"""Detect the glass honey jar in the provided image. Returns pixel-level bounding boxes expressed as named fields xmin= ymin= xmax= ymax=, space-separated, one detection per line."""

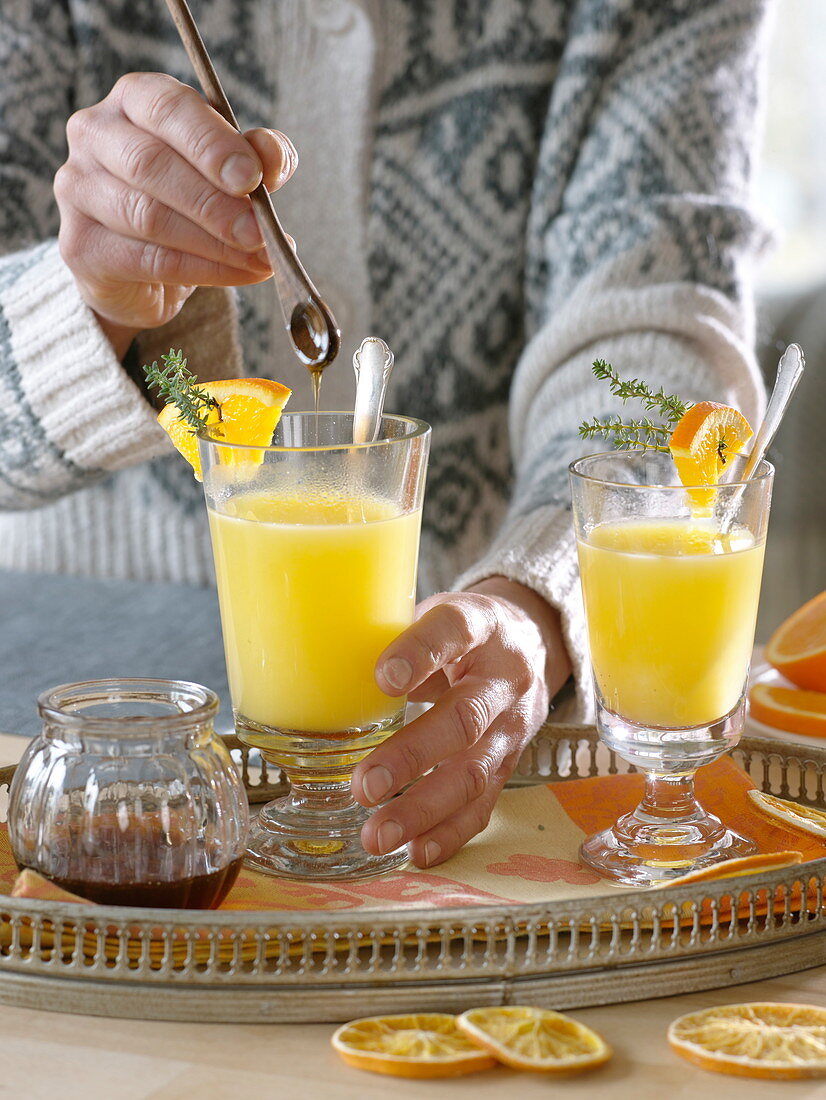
xmin=8 ymin=679 xmax=249 ymax=908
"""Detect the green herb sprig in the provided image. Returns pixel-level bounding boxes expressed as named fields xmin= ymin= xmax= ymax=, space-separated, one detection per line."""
xmin=578 ymin=359 xmax=692 ymax=453
xmin=578 ymin=414 xmax=673 ymax=453
xmin=142 ymin=348 xmax=219 ymax=430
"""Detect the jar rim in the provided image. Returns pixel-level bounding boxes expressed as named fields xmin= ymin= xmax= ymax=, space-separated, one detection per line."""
xmin=37 ymin=678 xmax=219 ymax=735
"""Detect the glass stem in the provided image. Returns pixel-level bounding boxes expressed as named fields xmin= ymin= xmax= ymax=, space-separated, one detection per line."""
xmin=284 ymin=778 xmax=355 ymax=815
xmin=257 ymin=776 xmax=367 ymax=850
xmin=638 ymin=772 xmax=703 ymax=823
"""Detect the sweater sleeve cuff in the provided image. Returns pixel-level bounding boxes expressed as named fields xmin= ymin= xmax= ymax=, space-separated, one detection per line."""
xmin=453 ymin=505 xmax=594 ymax=722
xmin=1 ymin=241 xmax=169 ymax=474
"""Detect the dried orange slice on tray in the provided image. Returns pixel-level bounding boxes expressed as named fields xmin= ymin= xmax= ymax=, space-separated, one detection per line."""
xmin=668 ymin=1002 xmax=826 ymax=1079
xmin=331 ymin=1013 xmax=497 ymax=1078
xmin=158 ymin=377 xmax=291 ymax=481
xmin=748 ymin=790 xmax=826 ymax=839
xmin=656 ymin=851 xmax=804 ymax=888
xmin=668 ymin=400 xmax=753 ymax=488
xmin=765 ymin=590 xmax=826 ymax=692
xmin=456 ymin=1006 xmax=611 ymax=1074
xmin=749 ymin=683 xmax=826 ymax=739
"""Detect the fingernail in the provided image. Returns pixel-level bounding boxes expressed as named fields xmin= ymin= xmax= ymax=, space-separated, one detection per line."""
xmin=423 ymin=840 xmax=441 ymax=866
xmin=231 ymin=209 xmax=263 ymax=250
xmin=376 ymin=820 xmax=404 ymax=855
xmin=382 ymin=656 xmax=412 ymax=692
xmin=271 ymin=130 xmax=298 ymax=181
xmin=362 ymin=764 xmax=393 ymax=805
xmin=220 ymin=153 xmax=262 ymax=194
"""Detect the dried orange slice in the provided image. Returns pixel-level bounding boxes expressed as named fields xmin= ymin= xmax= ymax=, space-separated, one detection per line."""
xmin=765 ymin=591 xmax=826 ymax=692
xmin=749 ymin=683 xmax=826 ymax=739
xmin=668 ymin=1002 xmax=826 ymax=1078
xmin=11 ymin=869 xmax=87 ymax=903
xmin=748 ymin=790 xmax=826 ymax=840
xmin=157 ymin=377 xmax=291 ymax=481
xmin=669 ymin=400 xmax=753 ymax=489
xmin=330 ymin=1013 xmax=497 ymax=1078
xmin=456 ymin=1006 xmax=611 ymax=1074
xmin=656 ymin=851 xmax=804 ymax=887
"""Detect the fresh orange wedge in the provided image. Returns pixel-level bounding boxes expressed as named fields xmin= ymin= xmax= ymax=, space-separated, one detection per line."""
xmin=749 ymin=683 xmax=826 ymax=739
xmin=157 ymin=377 xmax=291 ymax=481
xmin=456 ymin=1006 xmax=611 ymax=1074
xmin=655 ymin=851 xmax=803 ymax=888
xmin=668 ymin=1002 xmax=826 ymax=1079
xmin=330 ymin=1014 xmax=497 ymax=1078
xmin=668 ymin=400 xmax=753 ymax=489
xmin=765 ymin=591 xmax=826 ymax=692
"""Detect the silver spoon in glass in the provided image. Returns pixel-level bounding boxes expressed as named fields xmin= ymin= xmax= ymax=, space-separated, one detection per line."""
xmin=738 ymin=342 xmax=805 ymax=483
xmin=718 ymin=342 xmax=805 ymax=534
xmin=352 ymin=337 xmax=395 ymax=444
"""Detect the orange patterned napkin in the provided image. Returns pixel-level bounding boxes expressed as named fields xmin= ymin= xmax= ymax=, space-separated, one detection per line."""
xmin=3 ymin=755 xmax=824 ymax=913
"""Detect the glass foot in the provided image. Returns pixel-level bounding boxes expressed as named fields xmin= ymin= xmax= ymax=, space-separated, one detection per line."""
xmin=236 ymin=709 xmax=408 ymax=880
xmin=244 ymin=793 xmax=408 ymax=881
xmin=580 ymin=807 xmax=755 ymax=888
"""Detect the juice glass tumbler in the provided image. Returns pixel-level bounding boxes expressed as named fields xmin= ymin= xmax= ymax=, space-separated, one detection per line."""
xmin=570 ymin=451 xmax=773 ymax=886
xmin=200 ymin=412 xmax=430 ymax=879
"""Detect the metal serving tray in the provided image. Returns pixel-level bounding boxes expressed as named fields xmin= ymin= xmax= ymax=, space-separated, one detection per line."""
xmin=0 ymin=726 xmax=823 ymax=1023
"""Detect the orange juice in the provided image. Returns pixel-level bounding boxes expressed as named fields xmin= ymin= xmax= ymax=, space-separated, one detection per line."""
xmin=577 ymin=519 xmax=765 ymax=728
xmin=209 ymin=492 xmax=421 ymax=732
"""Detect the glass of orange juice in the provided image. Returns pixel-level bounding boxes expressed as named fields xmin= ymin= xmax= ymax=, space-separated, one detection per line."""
xmin=570 ymin=451 xmax=773 ymax=886
xmin=200 ymin=412 xmax=430 ymax=879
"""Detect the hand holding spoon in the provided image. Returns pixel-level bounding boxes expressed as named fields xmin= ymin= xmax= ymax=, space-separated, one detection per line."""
xmin=163 ymin=0 xmax=341 ymax=375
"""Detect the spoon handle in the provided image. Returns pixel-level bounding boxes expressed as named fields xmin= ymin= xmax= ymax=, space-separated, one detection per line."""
xmin=353 ymin=338 xmax=394 ymax=444
xmin=740 ymin=343 xmax=805 ymax=482
xmin=163 ymin=0 xmax=340 ymax=367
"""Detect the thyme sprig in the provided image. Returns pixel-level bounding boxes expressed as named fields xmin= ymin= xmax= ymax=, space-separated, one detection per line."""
xmin=578 ymin=415 xmax=672 ymax=453
xmin=142 ymin=348 xmax=219 ymax=431
xmin=578 ymin=359 xmax=692 ymax=452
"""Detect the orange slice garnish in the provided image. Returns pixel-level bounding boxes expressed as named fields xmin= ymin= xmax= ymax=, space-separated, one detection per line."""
xmin=655 ymin=850 xmax=804 ymax=888
xmin=749 ymin=682 xmax=826 ymax=739
xmin=157 ymin=377 xmax=291 ymax=481
xmin=330 ymin=1014 xmax=497 ymax=1078
xmin=669 ymin=400 xmax=753 ymax=489
xmin=765 ymin=591 xmax=826 ymax=692
xmin=668 ymin=1002 xmax=826 ymax=1079
xmin=456 ymin=1006 xmax=611 ymax=1074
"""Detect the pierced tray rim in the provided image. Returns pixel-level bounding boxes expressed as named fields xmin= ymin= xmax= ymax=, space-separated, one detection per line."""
xmin=1 ymin=727 xmax=825 ymax=1022
xmin=1 ymin=727 xmax=824 ymax=929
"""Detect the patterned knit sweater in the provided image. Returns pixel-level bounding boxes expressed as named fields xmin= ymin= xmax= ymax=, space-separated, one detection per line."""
xmin=0 ymin=0 xmax=769 ymax=713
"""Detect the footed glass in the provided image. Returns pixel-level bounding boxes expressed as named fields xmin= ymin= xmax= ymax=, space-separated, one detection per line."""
xmin=569 ymin=452 xmax=773 ymax=887
xmin=201 ymin=412 xmax=430 ymax=880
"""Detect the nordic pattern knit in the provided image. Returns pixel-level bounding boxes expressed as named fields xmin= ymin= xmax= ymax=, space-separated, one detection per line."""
xmin=0 ymin=0 xmax=770 ymax=714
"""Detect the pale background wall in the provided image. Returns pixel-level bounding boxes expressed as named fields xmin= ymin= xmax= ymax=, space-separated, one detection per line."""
xmin=754 ymin=0 xmax=826 ymax=638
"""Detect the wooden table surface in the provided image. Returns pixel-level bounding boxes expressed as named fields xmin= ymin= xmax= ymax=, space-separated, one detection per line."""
xmin=2 ymin=733 xmax=825 ymax=1099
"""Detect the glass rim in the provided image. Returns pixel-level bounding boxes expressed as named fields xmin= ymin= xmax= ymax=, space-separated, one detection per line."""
xmin=197 ymin=411 xmax=431 ymax=454
xmin=37 ymin=678 xmax=219 ymax=734
xmin=568 ymin=451 xmax=774 ymax=491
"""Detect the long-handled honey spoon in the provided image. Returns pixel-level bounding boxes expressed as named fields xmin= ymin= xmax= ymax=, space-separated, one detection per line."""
xmin=163 ymin=0 xmax=341 ymax=385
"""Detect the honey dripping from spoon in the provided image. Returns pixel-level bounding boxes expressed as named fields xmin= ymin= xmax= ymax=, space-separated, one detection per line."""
xmin=290 ymin=301 xmax=341 ymax=417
